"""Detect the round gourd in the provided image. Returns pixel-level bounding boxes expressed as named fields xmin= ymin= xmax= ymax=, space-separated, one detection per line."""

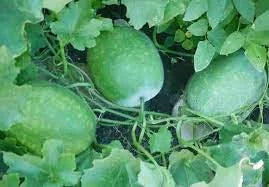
xmin=185 ymin=51 xmax=267 ymax=117
xmin=87 ymin=27 xmax=164 ymax=107
xmin=5 ymin=82 xmax=96 ymax=155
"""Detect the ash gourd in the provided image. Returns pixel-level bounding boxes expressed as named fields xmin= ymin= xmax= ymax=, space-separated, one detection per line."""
xmin=87 ymin=26 xmax=164 ymax=107
xmin=185 ymin=50 xmax=267 ymax=117
xmin=2 ymin=82 xmax=96 ymax=155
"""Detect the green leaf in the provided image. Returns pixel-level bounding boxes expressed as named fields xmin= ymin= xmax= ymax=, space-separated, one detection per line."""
xmin=0 ymin=0 xmax=43 ymax=57
xmin=187 ymin=18 xmax=208 ymax=36
xmin=0 ymin=46 xmax=20 ymax=85
xmin=252 ymin=10 xmax=269 ymax=31
xmin=122 ymin=0 xmax=169 ymax=29
xmin=256 ymin=0 xmax=269 ymax=17
xmin=101 ymin=140 xmax=123 ymax=157
xmin=43 ymin=0 xmax=73 ymax=13
xmin=3 ymin=139 xmax=80 ymax=187
xmin=183 ymin=0 xmax=208 ymax=21
xmin=245 ymin=28 xmax=269 ymax=46
xmin=209 ymin=129 xmax=269 ymax=168
xmin=162 ymin=0 xmax=189 ymax=24
xmin=0 ymin=86 xmax=31 ymax=131
xmin=81 ymin=149 xmax=140 ymax=187
xmin=0 ymin=173 xmax=20 ymax=187
xmin=182 ymin=39 xmax=194 ymax=50
xmin=169 ymin=150 xmax=214 ymax=186
xmin=50 ymin=0 xmax=113 ymax=50
xmin=164 ymin=36 xmax=175 ymax=48
xmin=207 ymin=26 xmax=227 ymax=52
xmin=233 ymin=0 xmax=255 ymax=22
xmin=220 ymin=31 xmax=245 ymax=55
xmin=76 ymin=149 xmax=102 ymax=172
xmin=207 ymin=0 xmax=228 ymax=28
xmin=138 ymin=161 xmax=175 ymax=187
xmin=174 ymin=29 xmax=185 ymax=43
xmin=25 ymin=24 xmax=47 ymax=55
xmin=149 ymin=127 xmax=172 ymax=153
xmin=245 ymin=43 xmax=267 ymax=72
xmin=0 ymin=137 xmax=28 ymax=155
xmin=194 ymin=40 xmax=216 ymax=72
xmin=191 ymin=158 xmax=263 ymax=187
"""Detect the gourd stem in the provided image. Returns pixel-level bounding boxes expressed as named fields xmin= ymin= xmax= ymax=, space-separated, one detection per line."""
xmin=138 ymin=97 xmax=147 ymax=143
xmin=132 ymin=122 xmax=159 ymax=166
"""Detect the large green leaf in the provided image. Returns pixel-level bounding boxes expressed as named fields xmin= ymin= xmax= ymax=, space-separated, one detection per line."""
xmin=149 ymin=127 xmax=172 ymax=154
xmin=122 ymin=0 xmax=169 ymax=29
xmin=233 ymin=0 xmax=255 ymax=22
xmin=245 ymin=28 xmax=269 ymax=46
xmin=25 ymin=24 xmax=47 ymax=55
xmin=207 ymin=0 xmax=228 ymax=28
xmin=0 ymin=46 xmax=20 ymax=85
xmin=187 ymin=18 xmax=208 ymax=36
xmin=194 ymin=40 xmax=216 ymax=72
xmin=169 ymin=150 xmax=214 ymax=186
xmin=245 ymin=43 xmax=267 ymax=72
xmin=207 ymin=26 xmax=227 ymax=52
xmin=50 ymin=0 xmax=113 ymax=50
xmin=0 ymin=0 xmax=43 ymax=57
xmin=191 ymin=158 xmax=263 ymax=187
xmin=0 ymin=173 xmax=20 ymax=187
xmin=162 ymin=0 xmax=189 ymax=24
xmin=183 ymin=0 xmax=208 ymax=21
xmin=43 ymin=0 xmax=73 ymax=13
xmin=256 ymin=0 xmax=269 ymax=16
xmin=220 ymin=31 xmax=245 ymax=55
xmin=253 ymin=10 xmax=269 ymax=31
xmin=81 ymin=149 xmax=140 ymax=187
xmin=138 ymin=161 xmax=175 ymax=187
xmin=3 ymin=139 xmax=80 ymax=187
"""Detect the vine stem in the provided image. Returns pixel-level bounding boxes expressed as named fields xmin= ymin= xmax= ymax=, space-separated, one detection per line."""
xmin=184 ymin=108 xmax=224 ymax=127
xmin=89 ymin=90 xmax=170 ymax=117
xmin=132 ymin=122 xmax=159 ymax=166
xmin=59 ymin=41 xmax=68 ymax=75
xmin=176 ymin=121 xmax=222 ymax=168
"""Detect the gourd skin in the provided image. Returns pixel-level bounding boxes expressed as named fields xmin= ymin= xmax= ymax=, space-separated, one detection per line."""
xmin=5 ymin=83 xmax=96 ymax=155
xmin=185 ymin=51 xmax=267 ymax=117
xmin=87 ymin=27 xmax=164 ymax=107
